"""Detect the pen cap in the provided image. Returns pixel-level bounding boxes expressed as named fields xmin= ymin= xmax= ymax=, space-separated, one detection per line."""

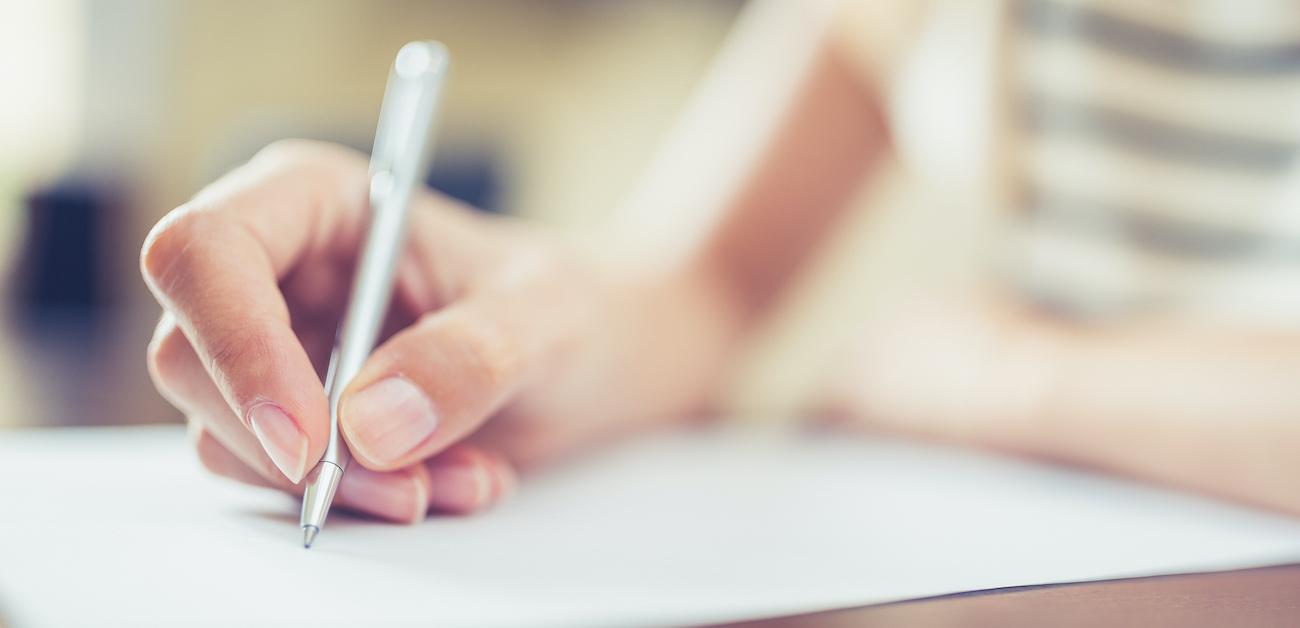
xmin=370 ymin=41 xmax=450 ymax=196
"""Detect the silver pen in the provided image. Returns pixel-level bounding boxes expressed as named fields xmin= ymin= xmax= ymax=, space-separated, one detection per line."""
xmin=300 ymin=41 xmax=450 ymax=549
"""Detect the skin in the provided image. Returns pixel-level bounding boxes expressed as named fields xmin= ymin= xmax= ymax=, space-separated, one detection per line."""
xmin=143 ymin=141 xmax=746 ymax=521
xmin=143 ymin=0 xmax=1300 ymax=522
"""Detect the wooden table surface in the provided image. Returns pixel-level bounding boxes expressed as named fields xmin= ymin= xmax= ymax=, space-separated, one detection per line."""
xmin=725 ymin=564 xmax=1300 ymax=628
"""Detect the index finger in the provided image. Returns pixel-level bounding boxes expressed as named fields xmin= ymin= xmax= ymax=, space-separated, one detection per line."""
xmin=140 ymin=140 xmax=369 ymax=482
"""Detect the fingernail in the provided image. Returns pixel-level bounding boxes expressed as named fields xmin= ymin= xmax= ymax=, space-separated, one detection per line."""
xmin=337 ymin=467 xmax=428 ymax=523
xmin=426 ymin=461 xmax=490 ymax=514
xmin=248 ymin=402 xmax=309 ymax=483
xmin=343 ymin=377 xmax=439 ymax=465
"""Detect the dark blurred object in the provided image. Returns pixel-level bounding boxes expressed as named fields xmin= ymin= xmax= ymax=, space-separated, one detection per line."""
xmin=8 ymin=177 xmax=121 ymax=333
xmin=3 ymin=176 xmax=139 ymax=427
xmin=426 ymin=147 xmax=505 ymax=214
xmin=725 ymin=563 xmax=1300 ymax=628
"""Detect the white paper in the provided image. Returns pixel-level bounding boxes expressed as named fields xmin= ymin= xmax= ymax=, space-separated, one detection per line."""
xmin=2 ymin=425 xmax=1300 ymax=627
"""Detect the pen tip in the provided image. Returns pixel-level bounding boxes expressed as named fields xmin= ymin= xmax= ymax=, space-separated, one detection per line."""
xmin=302 ymin=525 xmax=319 ymax=549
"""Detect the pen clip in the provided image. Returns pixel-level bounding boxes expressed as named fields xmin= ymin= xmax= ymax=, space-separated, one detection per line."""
xmin=370 ymin=41 xmax=450 ymax=208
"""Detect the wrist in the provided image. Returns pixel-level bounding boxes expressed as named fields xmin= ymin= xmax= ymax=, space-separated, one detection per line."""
xmin=599 ymin=250 xmax=753 ymax=423
xmin=973 ymin=305 xmax=1067 ymax=454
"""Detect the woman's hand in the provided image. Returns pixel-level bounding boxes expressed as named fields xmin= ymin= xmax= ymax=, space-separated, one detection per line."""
xmin=141 ymin=140 xmax=741 ymax=523
xmin=817 ymin=294 xmax=1056 ymax=450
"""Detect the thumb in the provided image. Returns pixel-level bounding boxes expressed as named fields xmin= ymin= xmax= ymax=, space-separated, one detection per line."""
xmin=339 ymin=292 xmax=546 ymax=471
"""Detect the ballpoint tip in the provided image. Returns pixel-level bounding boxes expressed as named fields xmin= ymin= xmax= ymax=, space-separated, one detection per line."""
xmin=302 ymin=525 xmax=319 ymax=549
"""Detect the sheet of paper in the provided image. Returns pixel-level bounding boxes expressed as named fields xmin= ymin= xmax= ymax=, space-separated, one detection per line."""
xmin=2 ymin=425 xmax=1300 ymax=627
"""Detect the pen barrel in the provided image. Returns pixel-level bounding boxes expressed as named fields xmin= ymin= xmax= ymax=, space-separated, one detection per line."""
xmin=319 ymin=41 xmax=450 ymax=468
xmin=320 ymin=171 xmax=408 ymax=459
xmin=301 ymin=42 xmax=449 ymax=539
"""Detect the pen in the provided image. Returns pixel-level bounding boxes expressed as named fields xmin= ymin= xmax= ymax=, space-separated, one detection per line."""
xmin=300 ymin=41 xmax=450 ymax=548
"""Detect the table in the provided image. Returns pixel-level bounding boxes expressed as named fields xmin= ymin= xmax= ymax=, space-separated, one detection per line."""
xmin=729 ymin=564 xmax=1300 ymax=627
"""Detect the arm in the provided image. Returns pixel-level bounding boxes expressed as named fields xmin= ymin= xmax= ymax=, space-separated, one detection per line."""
xmin=1017 ymin=314 xmax=1300 ymax=515
xmin=140 ymin=0 xmax=896 ymax=520
xmin=552 ymin=0 xmax=893 ymax=443
xmin=823 ymin=293 xmax=1300 ymax=517
xmin=604 ymin=0 xmax=890 ymax=316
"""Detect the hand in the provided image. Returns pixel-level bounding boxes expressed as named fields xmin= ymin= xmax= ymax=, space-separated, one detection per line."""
xmin=817 ymin=294 xmax=1054 ymax=449
xmin=142 ymin=140 xmax=737 ymax=522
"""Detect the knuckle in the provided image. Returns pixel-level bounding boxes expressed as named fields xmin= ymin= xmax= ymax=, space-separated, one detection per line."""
xmin=445 ymin=315 xmax=521 ymax=391
xmin=253 ymin=138 xmax=326 ymax=165
xmin=253 ymin=139 xmax=366 ymax=175
xmin=201 ymin=323 xmax=281 ymax=399
xmin=140 ymin=208 xmax=205 ymax=293
xmin=251 ymin=140 xmax=370 ymax=214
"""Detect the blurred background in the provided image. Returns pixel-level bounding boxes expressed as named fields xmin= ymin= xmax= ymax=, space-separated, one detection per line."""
xmin=0 ymin=0 xmax=745 ymax=429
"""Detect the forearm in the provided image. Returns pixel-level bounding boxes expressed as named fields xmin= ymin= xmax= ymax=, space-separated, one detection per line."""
xmin=820 ymin=291 xmax=1300 ymax=515
xmin=999 ymin=311 xmax=1300 ymax=515
xmin=560 ymin=1 xmax=892 ymax=432
xmin=600 ymin=0 xmax=888 ymax=324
